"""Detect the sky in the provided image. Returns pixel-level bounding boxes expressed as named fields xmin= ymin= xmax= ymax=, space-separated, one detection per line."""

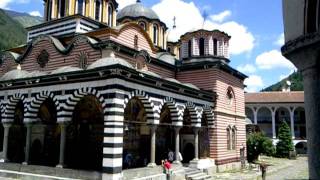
xmin=0 ymin=0 xmax=295 ymax=92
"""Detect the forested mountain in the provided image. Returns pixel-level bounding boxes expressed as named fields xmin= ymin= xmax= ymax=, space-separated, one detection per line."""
xmin=262 ymin=72 xmax=304 ymax=92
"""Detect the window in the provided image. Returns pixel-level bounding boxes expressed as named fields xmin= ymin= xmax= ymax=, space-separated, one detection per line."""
xmin=199 ymin=38 xmax=205 ymax=56
xmin=227 ymin=127 xmax=231 ymax=150
xmin=227 ymin=88 xmax=234 ymax=105
xmin=232 ymin=128 xmax=236 ymax=150
xmin=77 ymin=0 xmax=84 ymax=15
xmin=108 ymin=4 xmax=114 ymax=26
xmin=78 ymin=52 xmax=88 ymax=69
xmin=139 ymin=21 xmax=146 ymax=30
xmin=153 ymin=24 xmax=158 ymax=45
xmin=47 ymin=0 xmax=52 ymax=21
xmin=59 ymin=0 xmax=66 ymax=18
xmin=95 ymin=0 xmax=101 ymax=21
xmin=134 ymin=35 xmax=138 ymax=49
xmin=37 ymin=50 xmax=49 ymax=68
xmin=213 ymin=38 xmax=218 ymax=56
xmin=188 ymin=40 xmax=192 ymax=57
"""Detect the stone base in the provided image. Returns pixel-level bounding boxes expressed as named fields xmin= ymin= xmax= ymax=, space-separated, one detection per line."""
xmin=216 ymin=161 xmax=242 ymax=172
xmin=147 ymin=163 xmax=157 ymax=167
xmin=189 ymin=158 xmax=215 ymax=170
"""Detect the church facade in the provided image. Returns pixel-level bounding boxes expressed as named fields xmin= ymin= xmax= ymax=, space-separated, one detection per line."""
xmin=0 ymin=0 xmax=247 ymax=179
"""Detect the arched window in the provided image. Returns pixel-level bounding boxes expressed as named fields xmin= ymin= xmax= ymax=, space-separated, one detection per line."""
xmin=139 ymin=21 xmax=146 ymax=30
xmin=95 ymin=0 xmax=101 ymax=21
xmin=213 ymin=38 xmax=218 ymax=56
xmin=108 ymin=3 xmax=114 ymax=26
xmin=227 ymin=127 xmax=231 ymax=150
xmin=46 ymin=0 xmax=52 ymax=21
xmin=227 ymin=88 xmax=234 ymax=106
xmin=58 ymin=0 xmax=66 ymax=18
xmin=77 ymin=0 xmax=84 ymax=15
xmin=232 ymin=127 xmax=236 ymax=150
xmin=153 ymin=24 xmax=158 ymax=45
xmin=188 ymin=40 xmax=192 ymax=57
xmin=199 ymin=38 xmax=205 ymax=56
xmin=134 ymin=35 xmax=138 ymax=49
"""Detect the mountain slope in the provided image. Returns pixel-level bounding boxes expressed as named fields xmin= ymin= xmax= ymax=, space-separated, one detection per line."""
xmin=262 ymin=72 xmax=304 ymax=92
xmin=0 ymin=9 xmax=27 ymax=51
xmin=4 ymin=9 xmax=42 ymax=27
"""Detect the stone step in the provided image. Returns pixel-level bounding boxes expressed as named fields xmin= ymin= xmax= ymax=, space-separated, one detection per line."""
xmin=185 ymin=167 xmax=213 ymax=180
xmin=191 ymin=174 xmax=212 ymax=180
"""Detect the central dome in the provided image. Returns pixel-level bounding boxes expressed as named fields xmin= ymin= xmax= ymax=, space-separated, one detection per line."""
xmin=117 ymin=0 xmax=159 ymax=21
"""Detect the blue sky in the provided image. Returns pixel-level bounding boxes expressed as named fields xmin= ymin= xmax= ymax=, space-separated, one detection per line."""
xmin=0 ymin=0 xmax=294 ymax=92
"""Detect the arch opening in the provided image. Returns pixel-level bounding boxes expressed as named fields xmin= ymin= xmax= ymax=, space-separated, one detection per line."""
xmin=180 ymin=108 xmax=194 ymax=163
xmin=123 ymin=97 xmax=150 ymax=169
xmin=275 ymin=107 xmax=290 ymax=137
xmin=199 ymin=38 xmax=205 ymax=56
xmin=257 ymin=107 xmax=272 ymax=138
xmin=294 ymin=107 xmax=306 ymax=139
xmin=8 ymin=100 xmax=26 ymax=163
xmin=29 ymin=98 xmax=60 ymax=167
xmin=65 ymin=95 xmax=104 ymax=171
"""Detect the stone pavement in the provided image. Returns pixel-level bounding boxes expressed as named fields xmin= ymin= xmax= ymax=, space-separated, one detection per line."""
xmin=212 ymin=156 xmax=308 ymax=180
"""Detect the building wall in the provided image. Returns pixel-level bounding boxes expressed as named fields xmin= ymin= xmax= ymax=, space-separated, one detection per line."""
xmin=176 ymin=67 xmax=246 ymax=167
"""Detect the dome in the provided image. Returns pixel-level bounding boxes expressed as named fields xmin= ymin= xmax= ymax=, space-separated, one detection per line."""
xmin=139 ymin=69 xmax=162 ymax=78
xmin=183 ymin=83 xmax=200 ymax=90
xmin=117 ymin=1 xmax=159 ymax=21
xmin=87 ymin=57 xmax=133 ymax=69
xmin=156 ymin=52 xmax=176 ymax=65
xmin=1 ymin=69 xmax=29 ymax=81
xmin=27 ymin=71 xmax=47 ymax=78
xmin=51 ymin=66 xmax=82 ymax=75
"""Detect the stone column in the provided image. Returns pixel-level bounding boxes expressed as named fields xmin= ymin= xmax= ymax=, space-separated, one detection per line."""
xmin=193 ymin=128 xmax=200 ymax=161
xmin=253 ymin=109 xmax=258 ymax=125
xmin=148 ymin=125 xmax=157 ymax=167
xmin=301 ymin=67 xmax=320 ymax=179
xmin=173 ymin=127 xmax=181 ymax=164
xmin=57 ymin=122 xmax=67 ymax=168
xmin=2 ymin=123 xmax=11 ymax=162
xmin=272 ymin=110 xmax=276 ymax=139
xmin=23 ymin=123 xmax=32 ymax=165
xmin=290 ymin=110 xmax=295 ymax=139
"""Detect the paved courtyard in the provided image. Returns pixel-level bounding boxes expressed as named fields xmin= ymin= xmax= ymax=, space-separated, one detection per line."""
xmin=212 ymin=156 xmax=308 ymax=180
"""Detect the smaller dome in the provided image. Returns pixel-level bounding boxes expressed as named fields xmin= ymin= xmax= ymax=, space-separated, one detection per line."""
xmin=117 ymin=1 xmax=159 ymax=21
xmin=1 ymin=69 xmax=29 ymax=81
xmin=87 ymin=57 xmax=133 ymax=69
xmin=139 ymin=69 xmax=161 ymax=78
xmin=157 ymin=52 xmax=176 ymax=65
xmin=27 ymin=71 xmax=47 ymax=78
xmin=165 ymin=78 xmax=182 ymax=84
xmin=51 ymin=66 xmax=82 ymax=75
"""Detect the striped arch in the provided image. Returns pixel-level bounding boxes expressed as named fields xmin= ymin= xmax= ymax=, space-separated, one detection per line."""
xmin=124 ymin=90 xmax=158 ymax=125
xmin=203 ymin=105 xmax=215 ymax=128
xmin=185 ymin=102 xmax=202 ymax=127
xmin=161 ymin=97 xmax=181 ymax=126
xmin=3 ymin=94 xmax=27 ymax=123
xmin=25 ymin=91 xmax=59 ymax=123
xmin=57 ymin=87 xmax=105 ymax=122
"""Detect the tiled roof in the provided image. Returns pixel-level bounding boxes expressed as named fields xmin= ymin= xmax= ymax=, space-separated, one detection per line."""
xmin=245 ymin=91 xmax=304 ymax=103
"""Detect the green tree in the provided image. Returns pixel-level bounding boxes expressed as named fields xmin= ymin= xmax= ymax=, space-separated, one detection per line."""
xmin=276 ymin=121 xmax=294 ymax=158
xmin=247 ymin=132 xmax=275 ymax=163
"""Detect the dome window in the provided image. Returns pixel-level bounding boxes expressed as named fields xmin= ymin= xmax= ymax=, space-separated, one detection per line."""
xmin=134 ymin=35 xmax=139 ymax=49
xmin=77 ymin=52 xmax=88 ymax=69
xmin=153 ymin=24 xmax=158 ymax=45
xmin=199 ymin=38 xmax=205 ymax=56
xmin=77 ymin=0 xmax=84 ymax=15
xmin=58 ymin=0 xmax=66 ymax=18
xmin=95 ymin=0 xmax=102 ymax=21
xmin=108 ymin=3 xmax=114 ymax=26
xmin=213 ymin=38 xmax=218 ymax=56
xmin=139 ymin=21 xmax=146 ymax=31
xmin=188 ymin=40 xmax=192 ymax=57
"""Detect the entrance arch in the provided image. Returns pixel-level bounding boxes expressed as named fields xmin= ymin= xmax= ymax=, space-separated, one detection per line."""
xmin=65 ymin=95 xmax=104 ymax=171
xmin=180 ymin=108 xmax=195 ymax=163
xmin=294 ymin=107 xmax=306 ymax=139
xmin=275 ymin=107 xmax=290 ymax=137
xmin=295 ymin=141 xmax=307 ymax=154
xmin=123 ymin=97 xmax=150 ymax=169
xmin=30 ymin=98 xmax=60 ymax=166
xmin=156 ymin=104 xmax=174 ymax=164
xmin=7 ymin=100 xmax=26 ymax=163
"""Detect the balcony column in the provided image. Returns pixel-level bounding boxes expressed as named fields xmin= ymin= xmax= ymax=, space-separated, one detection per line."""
xmin=23 ymin=123 xmax=33 ymax=165
xmin=253 ymin=108 xmax=258 ymax=125
xmin=57 ymin=122 xmax=68 ymax=168
xmin=272 ymin=109 xmax=276 ymax=139
xmin=193 ymin=127 xmax=200 ymax=161
xmin=290 ymin=109 xmax=295 ymax=139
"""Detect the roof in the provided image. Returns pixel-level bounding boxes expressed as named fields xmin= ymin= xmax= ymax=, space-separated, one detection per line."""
xmin=117 ymin=1 xmax=159 ymax=21
xmin=245 ymin=91 xmax=304 ymax=103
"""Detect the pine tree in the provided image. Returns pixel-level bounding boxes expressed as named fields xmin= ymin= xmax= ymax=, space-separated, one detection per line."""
xmin=276 ymin=121 xmax=294 ymax=158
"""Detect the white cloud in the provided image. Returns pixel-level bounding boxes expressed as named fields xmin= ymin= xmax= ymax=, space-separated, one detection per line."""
xmin=117 ymin=0 xmax=136 ymax=10
xmin=274 ymin=33 xmax=284 ymax=46
xmin=152 ymin=0 xmax=255 ymax=55
xmin=29 ymin=11 xmax=42 ymax=17
xmin=279 ymin=69 xmax=295 ymax=81
xmin=244 ymin=75 xmax=264 ymax=92
xmin=0 ymin=0 xmax=13 ymax=9
xmin=210 ymin=10 xmax=231 ymax=23
xmin=255 ymin=50 xmax=295 ymax=70
xmin=237 ymin=64 xmax=256 ymax=74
